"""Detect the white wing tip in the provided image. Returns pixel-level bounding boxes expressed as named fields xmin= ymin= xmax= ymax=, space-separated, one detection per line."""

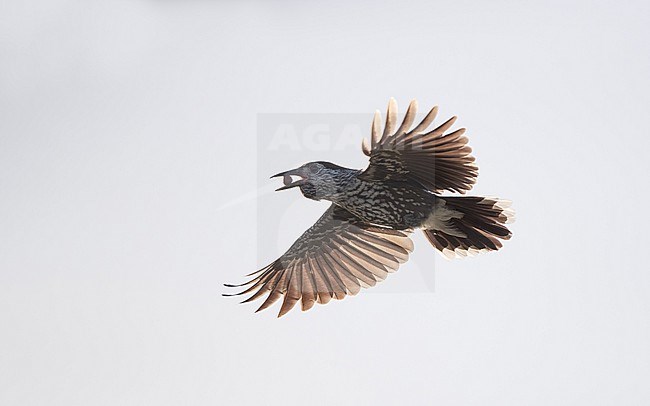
xmin=361 ymin=137 xmax=371 ymax=156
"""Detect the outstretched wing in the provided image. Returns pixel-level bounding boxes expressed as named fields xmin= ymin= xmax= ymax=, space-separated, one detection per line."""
xmin=359 ymin=98 xmax=478 ymax=194
xmin=224 ymin=204 xmax=413 ymax=317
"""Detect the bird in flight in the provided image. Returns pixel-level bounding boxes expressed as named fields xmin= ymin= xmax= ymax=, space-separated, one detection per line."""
xmin=225 ymin=99 xmax=514 ymax=317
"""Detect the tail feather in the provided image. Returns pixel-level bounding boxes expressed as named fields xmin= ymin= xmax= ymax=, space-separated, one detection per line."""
xmin=423 ymin=196 xmax=514 ymax=259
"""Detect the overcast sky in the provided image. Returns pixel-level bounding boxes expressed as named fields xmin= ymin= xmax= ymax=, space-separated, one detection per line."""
xmin=1 ymin=1 xmax=649 ymax=405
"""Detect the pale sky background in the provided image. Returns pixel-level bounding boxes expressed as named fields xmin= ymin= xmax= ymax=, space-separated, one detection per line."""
xmin=1 ymin=1 xmax=650 ymax=405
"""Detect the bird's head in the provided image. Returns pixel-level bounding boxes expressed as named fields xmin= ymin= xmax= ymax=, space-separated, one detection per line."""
xmin=271 ymin=161 xmax=349 ymax=201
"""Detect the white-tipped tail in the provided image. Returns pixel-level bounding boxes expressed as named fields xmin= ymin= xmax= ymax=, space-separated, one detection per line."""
xmin=423 ymin=196 xmax=514 ymax=259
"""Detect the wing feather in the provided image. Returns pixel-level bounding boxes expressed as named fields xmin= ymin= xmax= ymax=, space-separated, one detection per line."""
xmin=278 ymin=268 xmax=301 ymax=317
xmin=360 ymin=99 xmax=478 ymax=193
xmin=224 ymin=204 xmax=413 ymax=316
xmin=300 ymin=262 xmax=317 ymax=311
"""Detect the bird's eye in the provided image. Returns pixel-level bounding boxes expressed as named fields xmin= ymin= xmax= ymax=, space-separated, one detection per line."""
xmin=309 ymin=165 xmax=320 ymax=174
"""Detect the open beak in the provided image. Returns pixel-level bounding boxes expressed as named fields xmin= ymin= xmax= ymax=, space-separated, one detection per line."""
xmin=271 ymin=167 xmax=307 ymax=191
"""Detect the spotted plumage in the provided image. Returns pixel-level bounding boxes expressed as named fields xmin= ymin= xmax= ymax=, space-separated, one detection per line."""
xmin=225 ymin=99 xmax=515 ymax=317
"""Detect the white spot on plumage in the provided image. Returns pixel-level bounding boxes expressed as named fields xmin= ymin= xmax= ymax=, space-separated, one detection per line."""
xmin=422 ymin=199 xmax=466 ymax=238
